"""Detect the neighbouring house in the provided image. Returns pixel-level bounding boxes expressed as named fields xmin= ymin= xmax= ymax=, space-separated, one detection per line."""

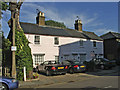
xmin=8 ymin=11 xmax=103 ymax=68
xmin=100 ymin=32 xmax=120 ymax=61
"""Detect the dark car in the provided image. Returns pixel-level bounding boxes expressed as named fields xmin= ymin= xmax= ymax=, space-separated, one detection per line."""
xmin=0 ymin=76 xmax=19 ymax=90
xmin=35 ymin=61 xmax=68 ymax=76
xmin=61 ymin=60 xmax=86 ymax=74
xmin=92 ymin=58 xmax=116 ymax=69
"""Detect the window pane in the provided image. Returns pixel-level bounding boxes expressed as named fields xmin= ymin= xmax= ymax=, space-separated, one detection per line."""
xmin=34 ymin=36 xmax=40 ymax=44
xmin=34 ymin=54 xmax=44 ymax=65
xmin=93 ymin=41 xmax=96 ymax=47
xmin=80 ymin=54 xmax=86 ymax=63
xmin=55 ymin=56 xmax=59 ymax=63
xmin=54 ymin=37 xmax=59 ymax=45
xmin=79 ymin=40 xmax=83 ymax=46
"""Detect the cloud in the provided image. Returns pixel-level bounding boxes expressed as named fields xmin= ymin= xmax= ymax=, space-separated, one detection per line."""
xmin=2 ymin=10 xmax=11 ymax=38
xmin=21 ymin=2 xmax=103 ymax=29
xmin=94 ymin=28 xmax=115 ymax=36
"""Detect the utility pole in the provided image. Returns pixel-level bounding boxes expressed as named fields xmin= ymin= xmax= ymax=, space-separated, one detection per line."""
xmin=9 ymin=2 xmax=17 ymax=79
xmin=11 ymin=18 xmax=16 ymax=79
xmin=8 ymin=1 xmax=24 ymax=79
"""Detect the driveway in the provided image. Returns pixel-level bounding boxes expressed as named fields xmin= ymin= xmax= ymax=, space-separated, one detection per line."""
xmin=19 ymin=66 xmax=119 ymax=88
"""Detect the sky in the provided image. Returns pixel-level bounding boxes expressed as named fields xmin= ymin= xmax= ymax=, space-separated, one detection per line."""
xmin=2 ymin=2 xmax=118 ymax=38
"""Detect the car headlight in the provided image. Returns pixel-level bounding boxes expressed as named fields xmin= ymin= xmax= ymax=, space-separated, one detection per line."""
xmin=12 ymin=79 xmax=18 ymax=83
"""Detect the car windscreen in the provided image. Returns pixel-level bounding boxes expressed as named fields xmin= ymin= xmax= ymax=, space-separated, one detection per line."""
xmin=43 ymin=61 xmax=55 ymax=65
xmin=101 ymin=58 xmax=109 ymax=62
xmin=73 ymin=61 xmax=80 ymax=64
xmin=62 ymin=61 xmax=71 ymax=64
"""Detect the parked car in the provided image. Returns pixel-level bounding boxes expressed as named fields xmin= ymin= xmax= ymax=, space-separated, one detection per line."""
xmin=0 ymin=76 xmax=19 ymax=90
xmin=35 ymin=61 xmax=68 ymax=76
xmin=92 ymin=58 xmax=116 ymax=69
xmin=61 ymin=60 xmax=86 ymax=74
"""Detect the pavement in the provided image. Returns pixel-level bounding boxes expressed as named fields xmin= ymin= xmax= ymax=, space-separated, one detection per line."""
xmin=86 ymin=66 xmax=120 ymax=76
xmin=19 ymin=66 xmax=120 ymax=88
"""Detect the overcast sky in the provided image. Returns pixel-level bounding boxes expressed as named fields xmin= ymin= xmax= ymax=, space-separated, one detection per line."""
xmin=2 ymin=2 xmax=118 ymax=38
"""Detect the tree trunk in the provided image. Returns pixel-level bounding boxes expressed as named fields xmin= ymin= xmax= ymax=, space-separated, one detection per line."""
xmin=8 ymin=1 xmax=23 ymax=30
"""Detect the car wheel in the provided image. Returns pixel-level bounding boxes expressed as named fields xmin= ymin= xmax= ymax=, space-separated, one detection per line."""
xmin=46 ymin=70 xmax=51 ymax=76
xmin=2 ymin=83 xmax=8 ymax=90
xmin=82 ymin=71 xmax=86 ymax=73
xmin=101 ymin=65 xmax=105 ymax=70
xmin=69 ymin=68 xmax=74 ymax=74
xmin=62 ymin=73 xmax=66 ymax=75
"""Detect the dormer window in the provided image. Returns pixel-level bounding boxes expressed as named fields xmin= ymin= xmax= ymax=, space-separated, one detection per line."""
xmin=54 ymin=37 xmax=59 ymax=45
xmin=93 ymin=41 xmax=96 ymax=47
xmin=34 ymin=35 xmax=40 ymax=44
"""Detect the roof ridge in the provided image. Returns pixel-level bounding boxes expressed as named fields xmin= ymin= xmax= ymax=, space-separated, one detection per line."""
xmin=20 ymin=22 xmax=67 ymax=30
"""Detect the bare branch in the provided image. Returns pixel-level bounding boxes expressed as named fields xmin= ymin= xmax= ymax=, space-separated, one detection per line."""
xmin=17 ymin=0 xmax=24 ymax=9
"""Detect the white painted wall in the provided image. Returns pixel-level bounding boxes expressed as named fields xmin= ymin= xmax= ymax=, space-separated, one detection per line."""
xmin=25 ymin=34 xmax=83 ymax=67
xmin=59 ymin=39 xmax=103 ymax=63
xmin=25 ymin=34 xmax=103 ymax=67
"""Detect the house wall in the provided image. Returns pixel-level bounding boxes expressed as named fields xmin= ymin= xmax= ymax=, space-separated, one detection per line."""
xmin=25 ymin=34 xmax=83 ymax=67
xmin=104 ymin=38 xmax=120 ymax=60
xmin=25 ymin=34 xmax=103 ymax=67
xmin=59 ymin=39 xmax=103 ymax=63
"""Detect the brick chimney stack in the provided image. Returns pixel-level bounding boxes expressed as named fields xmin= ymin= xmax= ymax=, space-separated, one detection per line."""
xmin=36 ymin=11 xmax=45 ymax=26
xmin=74 ymin=19 xmax=82 ymax=32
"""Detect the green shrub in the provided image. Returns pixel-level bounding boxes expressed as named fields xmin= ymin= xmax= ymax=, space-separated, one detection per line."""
xmin=15 ymin=29 xmax=33 ymax=80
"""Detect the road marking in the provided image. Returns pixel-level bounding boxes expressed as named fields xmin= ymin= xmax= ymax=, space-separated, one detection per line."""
xmin=104 ymin=86 xmax=112 ymax=88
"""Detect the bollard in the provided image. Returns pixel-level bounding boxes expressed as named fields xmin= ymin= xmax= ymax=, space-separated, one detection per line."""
xmin=24 ymin=67 xmax=26 ymax=81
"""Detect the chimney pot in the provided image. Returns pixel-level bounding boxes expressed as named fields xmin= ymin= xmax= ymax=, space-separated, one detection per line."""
xmin=74 ymin=19 xmax=82 ymax=32
xmin=36 ymin=11 xmax=45 ymax=26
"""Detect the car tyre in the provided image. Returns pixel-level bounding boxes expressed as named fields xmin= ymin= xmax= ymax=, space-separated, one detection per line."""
xmin=62 ymin=73 xmax=66 ymax=75
xmin=69 ymin=68 xmax=74 ymax=74
xmin=46 ymin=70 xmax=51 ymax=76
xmin=101 ymin=65 xmax=105 ymax=70
xmin=82 ymin=71 xmax=86 ymax=73
xmin=2 ymin=83 xmax=8 ymax=90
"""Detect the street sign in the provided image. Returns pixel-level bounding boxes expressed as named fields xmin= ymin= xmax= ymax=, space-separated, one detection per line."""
xmin=11 ymin=46 xmax=17 ymax=51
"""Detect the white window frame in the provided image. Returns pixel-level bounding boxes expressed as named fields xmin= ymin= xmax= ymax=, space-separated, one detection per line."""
xmin=34 ymin=54 xmax=44 ymax=65
xmin=54 ymin=37 xmax=59 ymax=45
xmin=34 ymin=35 xmax=40 ymax=44
xmin=55 ymin=56 xmax=59 ymax=63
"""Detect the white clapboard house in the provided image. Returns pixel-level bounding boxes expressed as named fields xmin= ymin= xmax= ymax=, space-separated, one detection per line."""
xmin=8 ymin=11 xmax=103 ymax=68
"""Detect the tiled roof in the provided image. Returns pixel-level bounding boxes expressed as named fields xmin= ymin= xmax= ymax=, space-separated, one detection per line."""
xmin=100 ymin=32 xmax=120 ymax=40
xmin=20 ymin=22 xmax=103 ymax=41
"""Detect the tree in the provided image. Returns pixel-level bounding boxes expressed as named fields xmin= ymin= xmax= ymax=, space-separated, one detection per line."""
xmin=45 ymin=20 xmax=66 ymax=28
xmin=7 ymin=1 xmax=33 ymax=80
xmin=0 ymin=2 xmax=9 ymax=29
xmin=1 ymin=32 xmax=11 ymax=76
xmin=0 ymin=2 xmax=10 ymax=76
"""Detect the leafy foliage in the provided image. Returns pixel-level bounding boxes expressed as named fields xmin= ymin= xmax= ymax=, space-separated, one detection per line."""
xmin=0 ymin=2 xmax=9 ymax=28
xmin=0 ymin=2 xmax=9 ymax=19
xmin=45 ymin=20 xmax=66 ymax=28
xmin=1 ymin=2 xmax=9 ymax=11
xmin=15 ymin=29 xmax=33 ymax=80
xmin=2 ymin=32 xmax=11 ymax=72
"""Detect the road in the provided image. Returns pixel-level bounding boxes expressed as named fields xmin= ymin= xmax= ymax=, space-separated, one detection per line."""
xmin=19 ymin=66 xmax=119 ymax=89
xmin=37 ymin=75 xmax=119 ymax=88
